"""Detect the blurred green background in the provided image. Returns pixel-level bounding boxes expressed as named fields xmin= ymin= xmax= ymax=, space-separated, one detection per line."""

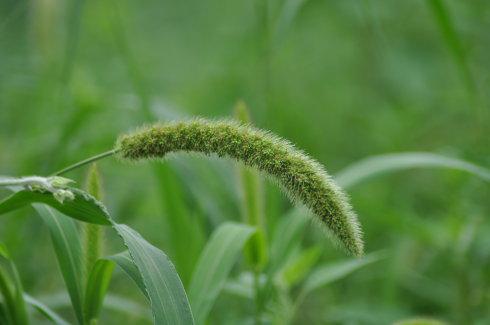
xmin=0 ymin=0 xmax=489 ymax=324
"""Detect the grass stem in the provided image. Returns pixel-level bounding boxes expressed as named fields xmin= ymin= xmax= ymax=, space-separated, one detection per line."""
xmin=52 ymin=149 xmax=119 ymax=176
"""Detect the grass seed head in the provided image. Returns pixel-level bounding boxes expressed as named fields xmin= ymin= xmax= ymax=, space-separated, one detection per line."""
xmin=116 ymin=119 xmax=364 ymax=256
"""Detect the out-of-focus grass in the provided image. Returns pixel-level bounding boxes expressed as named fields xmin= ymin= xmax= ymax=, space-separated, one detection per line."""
xmin=0 ymin=0 xmax=489 ymax=324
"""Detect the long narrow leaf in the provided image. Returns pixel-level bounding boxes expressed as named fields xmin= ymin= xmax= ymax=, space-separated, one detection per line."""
xmin=189 ymin=222 xmax=255 ymax=324
xmin=113 ymin=223 xmax=194 ymax=325
xmin=0 ymin=188 xmax=111 ymax=225
xmin=302 ymin=251 xmax=386 ymax=295
xmin=84 ymin=259 xmax=115 ymax=323
xmin=33 ymin=204 xmax=85 ymax=325
xmin=36 ymin=292 xmax=151 ymax=321
xmin=24 ymin=294 xmax=70 ymax=325
xmin=108 ymin=251 xmax=148 ymax=300
xmin=426 ymin=0 xmax=474 ymax=93
xmin=335 ymin=152 xmax=490 ymax=189
xmin=268 ymin=208 xmax=308 ymax=275
xmin=0 ymin=245 xmax=29 ymax=325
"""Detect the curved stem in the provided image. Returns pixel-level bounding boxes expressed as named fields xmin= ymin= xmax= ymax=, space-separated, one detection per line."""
xmin=52 ymin=149 xmax=119 ymax=176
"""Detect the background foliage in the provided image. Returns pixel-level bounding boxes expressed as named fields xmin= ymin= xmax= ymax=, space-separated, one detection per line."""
xmin=0 ymin=0 xmax=489 ymax=324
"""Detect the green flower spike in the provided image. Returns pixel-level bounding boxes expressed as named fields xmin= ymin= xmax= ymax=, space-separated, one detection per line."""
xmin=116 ymin=119 xmax=364 ymax=256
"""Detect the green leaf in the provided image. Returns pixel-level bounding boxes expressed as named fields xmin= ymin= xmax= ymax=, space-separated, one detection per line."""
xmin=35 ymin=292 xmax=151 ymax=322
xmin=189 ymin=222 xmax=255 ymax=324
xmin=108 ymin=252 xmax=148 ymax=300
xmin=24 ymin=294 xmax=70 ymax=325
xmin=268 ymin=208 xmax=308 ymax=275
xmin=84 ymin=259 xmax=115 ymax=323
xmin=302 ymin=251 xmax=386 ymax=295
xmin=277 ymin=246 xmax=322 ymax=288
xmin=113 ymin=223 xmax=195 ymax=325
xmin=0 ymin=188 xmax=111 ymax=225
xmin=335 ymin=152 xmax=490 ymax=189
xmin=33 ymin=204 xmax=85 ymax=325
xmin=426 ymin=0 xmax=474 ymax=94
xmin=153 ymin=164 xmax=205 ymax=285
xmin=0 ymin=245 xmax=29 ymax=325
xmin=2 ymin=178 xmax=194 ymax=325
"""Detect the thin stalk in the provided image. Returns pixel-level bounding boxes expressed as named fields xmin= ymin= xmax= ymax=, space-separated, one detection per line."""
xmin=82 ymin=164 xmax=104 ymax=324
xmin=52 ymin=149 xmax=119 ymax=176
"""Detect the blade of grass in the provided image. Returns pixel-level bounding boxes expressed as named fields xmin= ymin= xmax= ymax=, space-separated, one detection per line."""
xmin=426 ymin=0 xmax=475 ymax=95
xmin=0 ymin=268 xmax=16 ymax=324
xmin=82 ymin=164 xmax=108 ymax=324
xmin=84 ymin=259 xmax=114 ymax=323
xmin=0 ymin=244 xmax=29 ymax=325
xmin=268 ymin=207 xmax=308 ymax=275
xmin=33 ymin=204 xmax=85 ymax=325
xmin=37 ymin=292 xmax=151 ymax=322
xmin=335 ymin=152 xmax=490 ymax=189
xmin=284 ymin=251 xmax=387 ymax=324
xmin=108 ymin=251 xmax=148 ymax=300
xmin=189 ymin=222 xmax=255 ymax=324
xmin=276 ymin=245 xmax=322 ymax=288
xmin=0 ymin=188 xmax=111 ymax=225
xmin=113 ymin=223 xmax=195 ymax=325
xmin=24 ymin=294 xmax=70 ymax=325
xmin=153 ymin=164 xmax=205 ymax=286
xmin=302 ymin=251 xmax=387 ymax=295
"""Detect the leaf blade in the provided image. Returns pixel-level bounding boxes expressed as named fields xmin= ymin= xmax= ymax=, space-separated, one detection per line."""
xmin=0 ymin=188 xmax=111 ymax=225
xmin=302 ymin=251 xmax=386 ymax=295
xmin=24 ymin=294 xmax=70 ymax=325
xmin=84 ymin=259 xmax=115 ymax=323
xmin=189 ymin=222 xmax=255 ymax=324
xmin=33 ymin=204 xmax=85 ymax=325
xmin=335 ymin=152 xmax=490 ymax=189
xmin=113 ymin=223 xmax=195 ymax=325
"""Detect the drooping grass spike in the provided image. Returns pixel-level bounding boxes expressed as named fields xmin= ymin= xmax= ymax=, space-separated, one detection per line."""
xmin=116 ymin=119 xmax=364 ymax=256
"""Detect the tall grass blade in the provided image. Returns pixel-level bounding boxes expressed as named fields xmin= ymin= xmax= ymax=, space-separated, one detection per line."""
xmin=84 ymin=259 xmax=114 ymax=323
xmin=108 ymin=251 xmax=148 ymax=300
xmin=302 ymin=251 xmax=386 ymax=295
xmin=0 ymin=244 xmax=29 ymax=325
xmin=113 ymin=223 xmax=195 ymax=325
xmin=268 ymin=208 xmax=308 ymax=275
xmin=426 ymin=0 xmax=475 ymax=94
xmin=24 ymin=294 xmax=70 ymax=325
xmin=189 ymin=222 xmax=255 ymax=324
xmin=335 ymin=152 xmax=490 ymax=189
xmin=276 ymin=245 xmax=321 ymax=288
xmin=33 ymin=204 xmax=85 ymax=325
xmin=36 ymin=292 xmax=151 ymax=322
xmin=153 ymin=164 xmax=205 ymax=285
xmin=82 ymin=164 xmax=105 ymax=276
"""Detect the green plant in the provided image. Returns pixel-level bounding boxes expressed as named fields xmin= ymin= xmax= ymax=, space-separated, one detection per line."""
xmin=0 ymin=114 xmax=368 ymax=324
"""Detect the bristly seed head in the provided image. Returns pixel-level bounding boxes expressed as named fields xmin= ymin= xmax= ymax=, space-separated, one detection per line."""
xmin=115 ymin=119 xmax=364 ymax=256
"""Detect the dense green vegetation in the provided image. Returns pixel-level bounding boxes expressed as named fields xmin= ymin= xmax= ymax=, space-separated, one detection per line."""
xmin=0 ymin=0 xmax=489 ymax=324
